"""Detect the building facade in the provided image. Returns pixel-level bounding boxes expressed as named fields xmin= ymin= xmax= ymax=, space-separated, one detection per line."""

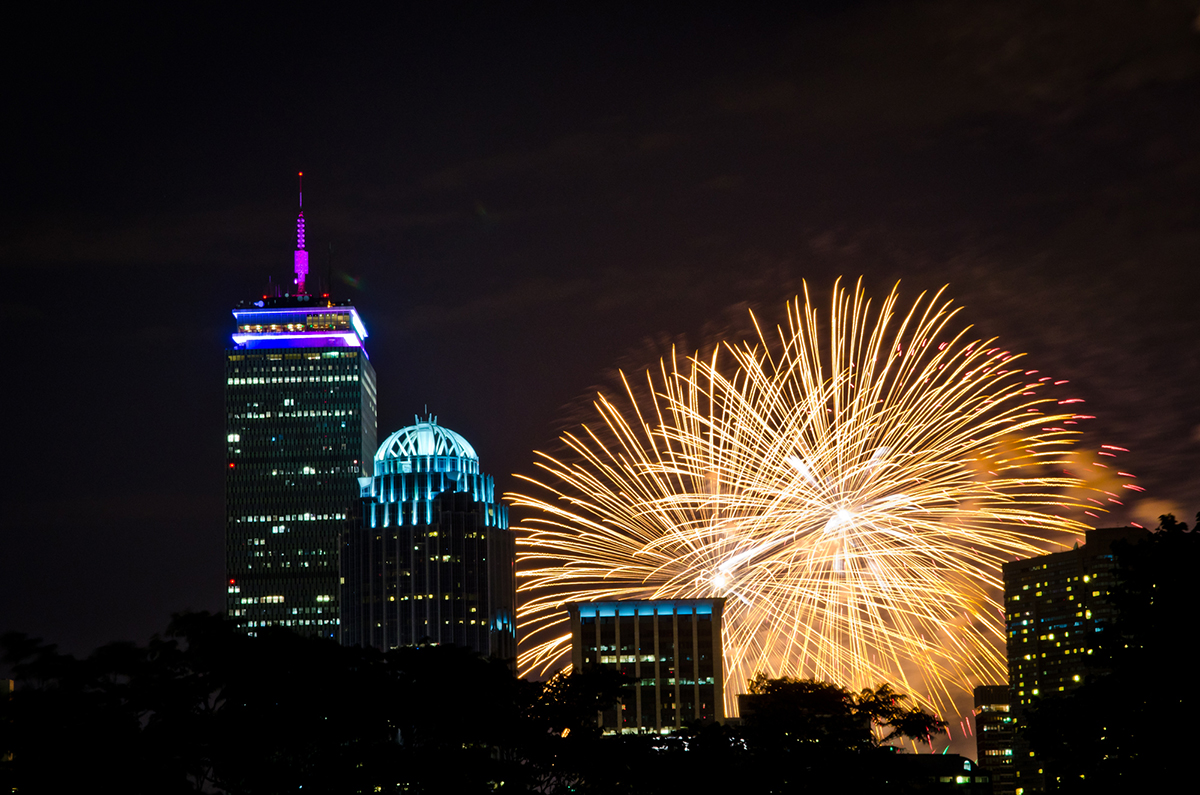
xmin=1002 ymin=525 xmax=1147 ymax=793
xmin=344 ymin=419 xmax=515 ymax=661
xmin=973 ymin=684 xmax=1015 ymax=795
xmin=225 ymin=190 xmax=378 ymax=638
xmin=568 ymin=599 xmax=725 ymax=734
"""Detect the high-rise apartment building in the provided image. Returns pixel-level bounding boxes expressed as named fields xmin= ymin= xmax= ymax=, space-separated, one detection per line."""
xmin=1002 ymin=526 xmax=1147 ymax=705
xmin=343 ymin=419 xmax=515 ymax=660
xmin=1001 ymin=525 xmax=1147 ymax=793
xmin=225 ymin=181 xmax=378 ymax=638
xmin=568 ymin=599 xmax=726 ymax=734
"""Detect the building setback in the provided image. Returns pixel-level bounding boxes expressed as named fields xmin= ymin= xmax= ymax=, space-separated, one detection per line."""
xmin=1001 ymin=525 xmax=1147 ymax=793
xmin=569 ymin=599 xmax=725 ymax=734
xmin=344 ymin=419 xmax=515 ymax=661
xmin=225 ymin=183 xmax=378 ymax=638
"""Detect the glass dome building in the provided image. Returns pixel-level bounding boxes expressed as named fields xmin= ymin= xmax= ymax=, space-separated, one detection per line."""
xmin=342 ymin=417 xmax=515 ymax=661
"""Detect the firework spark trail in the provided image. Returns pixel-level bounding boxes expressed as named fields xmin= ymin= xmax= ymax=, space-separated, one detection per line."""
xmin=512 ymin=279 xmax=1099 ymax=717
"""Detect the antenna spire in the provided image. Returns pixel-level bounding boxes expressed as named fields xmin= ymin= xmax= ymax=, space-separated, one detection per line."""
xmin=293 ymin=171 xmax=309 ymax=295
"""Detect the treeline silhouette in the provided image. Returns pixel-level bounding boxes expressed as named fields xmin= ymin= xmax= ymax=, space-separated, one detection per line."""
xmin=2 ymin=614 xmax=949 ymax=794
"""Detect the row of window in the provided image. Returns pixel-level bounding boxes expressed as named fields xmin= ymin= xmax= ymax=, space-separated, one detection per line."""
xmin=236 ymin=513 xmax=349 ymax=523
xmin=243 ymin=619 xmax=340 ymax=627
xmin=236 ymin=316 xmax=351 ymax=334
xmin=229 ymin=351 xmax=358 ymax=361
xmin=378 ymin=617 xmax=489 ymax=626
xmin=228 ymin=375 xmax=361 ymax=385
xmin=227 ymin=453 xmax=361 ymax=465
xmin=372 ymin=531 xmax=487 ymax=541
xmin=228 ymin=411 xmax=359 ymax=426
xmin=225 ymin=583 xmax=336 ymax=595
xmin=235 ymin=595 xmax=333 ymax=604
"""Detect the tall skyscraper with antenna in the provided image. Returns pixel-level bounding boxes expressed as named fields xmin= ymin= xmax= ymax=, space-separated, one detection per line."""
xmin=224 ymin=175 xmax=377 ymax=639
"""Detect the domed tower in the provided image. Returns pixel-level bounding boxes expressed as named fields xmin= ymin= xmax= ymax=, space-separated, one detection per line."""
xmin=343 ymin=417 xmax=515 ymax=661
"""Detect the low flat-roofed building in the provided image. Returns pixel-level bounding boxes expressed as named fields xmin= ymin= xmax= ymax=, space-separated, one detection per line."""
xmin=887 ymin=753 xmax=992 ymax=794
xmin=568 ymin=599 xmax=725 ymax=733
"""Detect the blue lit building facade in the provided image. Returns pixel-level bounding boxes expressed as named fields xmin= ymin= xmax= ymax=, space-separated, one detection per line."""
xmin=344 ymin=419 xmax=516 ymax=661
xmin=569 ymin=599 xmax=726 ymax=733
xmin=225 ymin=190 xmax=378 ymax=639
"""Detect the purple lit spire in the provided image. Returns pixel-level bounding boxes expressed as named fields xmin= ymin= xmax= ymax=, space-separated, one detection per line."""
xmin=294 ymin=171 xmax=309 ymax=294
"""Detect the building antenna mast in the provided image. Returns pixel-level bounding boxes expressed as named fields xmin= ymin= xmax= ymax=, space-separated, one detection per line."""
xmin=293 ymin=171 xmax=309 ymax=295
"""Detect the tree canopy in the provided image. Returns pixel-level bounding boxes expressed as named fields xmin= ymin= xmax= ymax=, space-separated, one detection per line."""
xmin=2 ymin=614 xmax=956 ymax=794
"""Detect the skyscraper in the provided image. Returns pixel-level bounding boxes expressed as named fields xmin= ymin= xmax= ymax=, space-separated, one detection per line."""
xmin=1003 ymin=526 xmax=1147 ymax=707
xmin=568 ymin=598 xmax=726 ymax=733
xmin=225 ymin=178 xmax=378 ymax=638
xmin=344 ymin=418 xmax=515 ymax=660
xmin=1002 ymin=525 xmax=1147 ymax=793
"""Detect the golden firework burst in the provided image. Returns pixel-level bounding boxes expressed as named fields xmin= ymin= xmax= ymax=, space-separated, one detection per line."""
xmin=512 ymin=279 xmax=1097 ymax=717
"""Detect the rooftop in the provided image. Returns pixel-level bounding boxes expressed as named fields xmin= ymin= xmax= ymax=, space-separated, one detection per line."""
xmin=376 ymin=418 xmax=479 ymax=462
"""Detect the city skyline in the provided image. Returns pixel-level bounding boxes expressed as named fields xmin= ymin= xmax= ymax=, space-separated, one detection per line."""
xmin=2 ymin=1 xmax=1197 ymax=682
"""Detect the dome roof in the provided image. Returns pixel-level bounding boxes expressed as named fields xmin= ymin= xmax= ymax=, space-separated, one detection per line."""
xmin=375 ymin=418 xmax=478 ymax=462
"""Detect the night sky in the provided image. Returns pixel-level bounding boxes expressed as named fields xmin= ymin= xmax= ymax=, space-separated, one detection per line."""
xmin=3 ymin=2 xmax=1198 ymax=666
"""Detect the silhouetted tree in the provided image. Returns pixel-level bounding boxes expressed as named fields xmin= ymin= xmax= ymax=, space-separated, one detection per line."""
xmin=2 ymin=613 xmax=958 ymax=794
xmin=516 ymin=667 xmax=634 ymax=793
xmin=738 ymin=674 xmax=946 ymax=792
xmin=1 ymin=613 xmax=528 ymax=794
xmin=854 ymin=684 xmax=947 ymax=745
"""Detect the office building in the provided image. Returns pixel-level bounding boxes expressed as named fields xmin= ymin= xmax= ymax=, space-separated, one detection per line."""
xmin=568 ymin=598 xmax=725 ymax=733
xmin=344 ymin=418 xmax=515 ymax=660
xmin=225 ymin=184 xmax=378 ymax=638
xmin=973 ymin=685 xmax=1015 ymax=795
xmin=1002 ymin=525 xmax=1148 ymax=793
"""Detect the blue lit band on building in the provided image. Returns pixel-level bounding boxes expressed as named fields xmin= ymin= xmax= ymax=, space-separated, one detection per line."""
xmin=344 ymin=419 xmax=516 ymax=661
xmin=231 ymin=304 xmax=369 ymax=350
xmin=569 ymin=599 xmax=726 ymax=733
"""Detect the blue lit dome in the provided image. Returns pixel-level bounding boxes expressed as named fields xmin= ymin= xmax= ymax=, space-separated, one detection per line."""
xmin=363 ymin=416 xmax=504 ymax=531
xmin=376 ymin=418 xmax=478 ymax=463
